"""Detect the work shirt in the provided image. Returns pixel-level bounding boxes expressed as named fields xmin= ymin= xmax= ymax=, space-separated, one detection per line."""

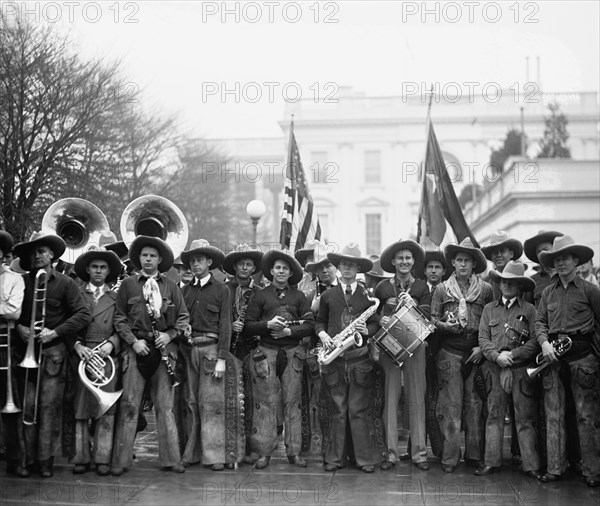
xmin=18 ymin=268 xmax=91 ymax=350
xmin=182 ymin=274 xmax=232 ymax=359
xmin=535 ymin=274 xmax=600 ymax=346
xmin=244 ymin=284 xmax=314 ymax=347
xmin=114 ymin=273 xmax=189 ymax=346
xmin=0 ymin=264 xmax=24 ymax=320
xmin=479 ymin=297 xmax=539 ymax=366
xmin=525 ymin=270 xmax=554 ymax=308
xmin=431 ymin=278 xmax=494 ymax=353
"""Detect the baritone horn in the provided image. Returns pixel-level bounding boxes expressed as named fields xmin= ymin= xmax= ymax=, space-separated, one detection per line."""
xmin=78 ymin=341 xmax=123 ymax=418
xmin=42 ymin=198 xmax=111 ymax=264
xmin=526 ymin=336 xmax=572 ymax=379
xmin=20 ymin=269 xmax=48 ymax=425
xmin=120 ymin=195 xmax=189 ymax=258
xmin=0 ymin=320 xmax=21 ymax=414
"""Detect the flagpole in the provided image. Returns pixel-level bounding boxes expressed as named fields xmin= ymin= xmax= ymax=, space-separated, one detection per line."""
xmin=417 ymin=85 xmax=435 ymax=242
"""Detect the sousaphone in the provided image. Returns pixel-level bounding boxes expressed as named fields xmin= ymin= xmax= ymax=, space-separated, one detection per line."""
xmin=120 ymin=195 xmax=188 ymax=258
xmin=41 ymin=198 xmax=112 ymax=264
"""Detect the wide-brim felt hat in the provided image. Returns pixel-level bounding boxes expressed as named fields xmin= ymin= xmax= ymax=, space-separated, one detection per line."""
xmin=13 ymin=232 xmax=66 ymax=271
xmin=9 ymin=258 xmax=28 ymax=274
xmin=173 ymin=255 xmax=185 ymax=269
xmin=488 ymin=260 xmax=535 ymax=292
xmin=538 ymin=235 xmax=594 ymax=269
xmin=365 ymin=258 xmax=393 ymax=280
xmin=327 ymin=243 xmax=373 ymax=274
xmin=444 ymin=238 xmax=488 ymax=274
xmin=305 ymin=242 xmax=336 ymax=273
xmin=223 ymin=244 xmax=263 ymax=275
xmin=129 ymin=235 xmax=174 ymax=273
xmin=74 ymin=249 xmax=122 ymax=284
xmin=524 ymin=230 xmax=564 ymax=264
xmin=0 ymin=231 xmax=15 ymax=255
xmin=181 ymin=239 xmax=225 ymax=270
xmin=261 ymin=249 xmax=304 ymax=285
xmin=294 ymin=239 xmax=321 ymax=268
xmin=481 ymin=231 xmax=524 ymax=261
xmin=380 ymin=239 xmax=425 ymax=273
xmin=104 ymin=240 xmax=129 ymax=261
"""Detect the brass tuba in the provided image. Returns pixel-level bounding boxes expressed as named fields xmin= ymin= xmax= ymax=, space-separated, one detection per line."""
xmin=78 ymin=341 xmax=123 ymax=418
xmin=42 ymin=198 xmax=111 ymax=265
xmin=120 ymin=195 xmax=188 ymax=259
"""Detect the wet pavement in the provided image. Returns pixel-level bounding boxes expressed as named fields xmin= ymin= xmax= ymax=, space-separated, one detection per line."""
xmin=1 ymin=414 xmax=599 ymax=506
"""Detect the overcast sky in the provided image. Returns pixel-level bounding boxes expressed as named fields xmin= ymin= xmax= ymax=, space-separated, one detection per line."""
xmin=43 ymin=0 xmax=600 ymax=139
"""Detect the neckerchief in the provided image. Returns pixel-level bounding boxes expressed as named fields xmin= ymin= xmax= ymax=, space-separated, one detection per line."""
xmin=143 ymin=277 xmax=162 ymax=318
xmin=443 ymin=273 xmax=483 ymax=328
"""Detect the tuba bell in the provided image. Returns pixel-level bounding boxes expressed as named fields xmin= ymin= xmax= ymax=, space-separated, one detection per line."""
xmin=42 ymin=198 xmax=111 ymax=265
xmin=120 ymin=195 xmax=188 ymax=258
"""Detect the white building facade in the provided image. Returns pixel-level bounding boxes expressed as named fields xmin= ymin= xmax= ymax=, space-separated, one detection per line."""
xmin=214 ymin=88 xmax=599 ymax=256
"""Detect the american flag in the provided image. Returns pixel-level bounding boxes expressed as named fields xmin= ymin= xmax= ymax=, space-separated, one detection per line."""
xmin=279 ymin=121 xmax=321 ymax=251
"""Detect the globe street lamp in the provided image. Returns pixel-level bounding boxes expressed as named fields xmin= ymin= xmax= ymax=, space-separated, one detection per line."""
xmin=246 ymin=199 xmax=266 ymax=247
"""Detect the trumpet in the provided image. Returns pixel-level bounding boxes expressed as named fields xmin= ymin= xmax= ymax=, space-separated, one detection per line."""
xmin=526 ymin=336 xmax=572 ymax=379
xmin=1 ymin=320 xmax=21 ymax=414
xmin=20 ymin=269 xmax=48 ymax=425
xmin=78 ymin=341 xmax=123 ymax=418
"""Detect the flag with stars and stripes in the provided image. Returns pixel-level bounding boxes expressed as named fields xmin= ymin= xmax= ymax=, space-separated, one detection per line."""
xmin=279 ymin=121 xmax=321 ymax=251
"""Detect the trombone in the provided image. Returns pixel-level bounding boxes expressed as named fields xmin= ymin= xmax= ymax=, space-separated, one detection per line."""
xmin=0 ymin=320 xmax=21 ymax=414
xmin=19 ymin=269 xmax=48 ymax=425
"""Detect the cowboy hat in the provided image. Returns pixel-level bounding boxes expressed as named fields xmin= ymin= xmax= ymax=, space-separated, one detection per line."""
xmin=0 ymin=230 xmax=14 ymax=255
xmin=328 ymin=243 xmax=373 ymax=274
xmin=13 ymin=232 xmax=66 ymax=271
xmin=261 ymin=248 xmax=304 ymax=285
xmin=74 ymin=249 xmax=122 ymax=284
xmin=481 ymin=231 xmax=524 ymax=261
xmin=305 ymin=242 xmax=336 ymax=273
xmin=365 ymin=257 xmax=393 ymax=280
xmin=181 ymin=239 xmax=225 ymax=270
xmin=294 ymin=239 xmax=321 ymax=268
xmin=129 ymin=235 xmax=174 ymax=273
xmin=538 ymin=235 xmax=594 ymax=269
xmin=488 ymin=260 xmax=535 ymax=292
xmin=223 ymin=243 xmax=263 ymax=275
xmin=523 ymin=230 xmax=564 ymax=264
xmin=380 ymin=239 xmax=425 ymax=274
xmin=173 ymin=255 xmax=185 ymax=269
xmin=444 ymin=238 xmax=488 ymax=274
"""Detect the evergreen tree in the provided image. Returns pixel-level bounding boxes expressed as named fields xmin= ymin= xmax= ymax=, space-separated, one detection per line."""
xmin=538 ymin=101 xmax=571 ymax=158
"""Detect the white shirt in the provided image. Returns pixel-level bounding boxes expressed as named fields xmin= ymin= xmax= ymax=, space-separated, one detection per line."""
xmin=501 ymin=296 xmax=517 ymax=309
xmin=341 ymin=281 xmax=358 ymax=295
xmin=0 ymin=265 xmax=25 ymax=320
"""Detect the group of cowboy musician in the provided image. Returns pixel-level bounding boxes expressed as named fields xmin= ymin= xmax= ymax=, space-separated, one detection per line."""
xmin=0 ymin=225 xmax=599 ymax=488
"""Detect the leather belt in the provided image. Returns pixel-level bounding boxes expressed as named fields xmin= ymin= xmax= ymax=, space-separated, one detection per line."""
xmin=187 ymin=333 xmax=218 ymax=346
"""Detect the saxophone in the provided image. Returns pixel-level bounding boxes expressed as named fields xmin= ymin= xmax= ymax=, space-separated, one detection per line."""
xmin=312 ymin=291 xmax=380 ymax=365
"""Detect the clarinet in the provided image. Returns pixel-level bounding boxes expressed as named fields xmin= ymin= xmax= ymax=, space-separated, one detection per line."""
xmin=231 ymin=285 xmax=252 ymax=355
xmin=145 ymin=301 xmax=180 ymax=388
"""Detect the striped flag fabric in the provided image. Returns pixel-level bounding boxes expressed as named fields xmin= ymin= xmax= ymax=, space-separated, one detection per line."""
xmin=279 ymin=121 xmax=321 ymax=251
xmin=417 ymin=117 xmax=479 ymax=247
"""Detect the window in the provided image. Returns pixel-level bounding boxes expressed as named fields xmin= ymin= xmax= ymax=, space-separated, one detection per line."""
xmin=310 ymin=151 xmax=328 ymax=184
xmin=364 ymin=150 xmax=381 ymax=184
xmin=365 ymin=214 xmax=381 ymax=255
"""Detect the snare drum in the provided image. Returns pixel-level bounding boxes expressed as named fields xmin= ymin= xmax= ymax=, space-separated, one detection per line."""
xmin=372 ymin=300 xmax=436 ymax=368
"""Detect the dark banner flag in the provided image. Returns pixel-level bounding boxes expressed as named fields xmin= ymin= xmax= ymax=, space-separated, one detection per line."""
xmin=279 ymin=121 xmax=321 ymax=250
xmin=417 ymin=118 xmax=479 ymax=247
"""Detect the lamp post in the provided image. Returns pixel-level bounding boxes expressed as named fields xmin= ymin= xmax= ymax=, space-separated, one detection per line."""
xmin=246 ymin=199 xmax=266 ymax=247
